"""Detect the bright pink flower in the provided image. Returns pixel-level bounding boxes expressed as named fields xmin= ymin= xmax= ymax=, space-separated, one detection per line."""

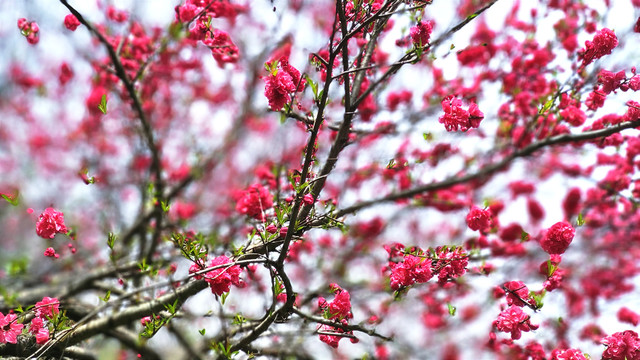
xmin=503 ymin=281 xmax=530 ymax=307
xmin=43 ymin=247 xmax=59 ymax=258
xmin=35 ymin=297 xmax=60 ymax=319
xmin=235 ymin=183 xmax=274 ymax=220
xmin=433 ymin=246 xmax=468 ymax=285
xmin=140 ymin=316 xmax=152 ymax=326
xmin=204 ymin=256 xmax=243 ymax=296
xmin=106 ymin=6 xmax=128 ymax=23
xmin=560 ymin=105 xmax=586 ymax=126
xmin=263 ymin=57 xmax=305 ymax=111
xmin=206 ymin=29 xmax=239 ymax=66
xmin=388 ymin=254 xmax=432 ymax=290
xmin=29 ymin=317 xmax=44 ymax=334
xmin=466 ymin=206 xmax=492 ymax=232
xmin=554 ymin=348 xmax=588 ymax=360
xmin=494 ymin=306 xmax=536 ymax=340
xmin=602 ymin=330 xmax=640 ymax=360
xmin=598 ymin=70 xmax=626 ymax=94
xmin=327 ymin=289 xmax=352 ymax=320
xmin=438 ymin=95 xmax=484 ymax=132
xmin=617 ymin=307 xmax=640 ymax=326
xmin=17 ymin=18 xmax=39 ymax=45
xmin=36 ymin=208 xmax=68 ymax=239
xmin=0 ymin=312 xmax=24 ymax=344
xmin=540 ymin=221 xmax=575 ymax=255
xmin=63 ymin=14 xmax=81 ymax=31
xmin=35 ymin=328 xmax=49 ymax=345
xmin=318 ymin=324 xmax=343 ymax=348
xmin=579 ymin=28 xmax=618 ymax=67
xmin=410 ymin=21 xmax=433 ymax=46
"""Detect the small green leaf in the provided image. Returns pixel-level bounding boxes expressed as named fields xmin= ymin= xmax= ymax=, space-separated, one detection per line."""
xmin=101 ymin=290 xmax=111 ymax=302
xmin=386 ymin=159 xmax=396 ymax=169
xmin=161 ymin=201 xmax=170 ymax=213
xmin=539 ymin=97 xmax=554 ymax=114
xmin=0 ymin=191 xmax=19 ymax=206
xmin=466 ymin=13 xmax=478 ymax=21
xmin=576 ymin=213 xmax=585 ymax=226
xmin=422 ymin=132 xmax=433 ymax=141
xmin=520 ymin=231 xmax=530 ymax=242
xmin=447 ymin=303 xmax=456 ymax=316
xmin=221 ymin=291 xmax=229 ymax=305
xmin=199 ymin=328 xmax=206 ymax=336
xmin=107 ymin=232 xmax=117 ymax=249
xmin=450 ymin=43 xmax=455 ymax=50
xmin=98 ymin=94 xmax=108 ymax=114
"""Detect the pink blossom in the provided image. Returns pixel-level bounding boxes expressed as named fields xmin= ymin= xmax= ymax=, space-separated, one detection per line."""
xmin=327 ymin=289 xmax=352 ymax=320
xmin=388 ymin=254 xmax=432 ymax=290
xmin=64 ymin=14 xmax=81 ymax=31
xmin=44 ymin=247 xmax=59 ymax=258
xmin=264 ymin=57 xmax=305 ymax=111
xmin=554 ymin=348 xmax=588 ymax=360
xmin=540 ymin=221 xmax=575 ymax=255
xmin=579 ymin=28 xmax=618 ymax=67
xmin=35 ymin=297 xmax=60 ymax=319
xmin=466 ymin=206 xmax=492 ymax=232
xmin=0 ymin=312 xmax=24 ymax=344
xmin=602 ymin=330 xmax=640 ymax=360
xmin=560 ymin=105 xmax=586 ymax=126
xmin=35 ymin=328 xmax=50 ymax=345
xmin=618 ymin=307 xmax=640 ymax=326
xmin=494 ymin=306 xmax=537 ymax=340
xmin=36 ymin=208 xmax=68 ymax=239
xmin=17 ymin=18 xmax=39 ymax=45
xmin=235 ymin=183 xmax=274 ymax=220
xmin=503 ymin=281 xmax=530 ymax=307
xmin=204 ymin=256 xmax=243 ymax=296
xmin=410 ymin=21 xmax=433 ymax=46
xmin=438 ymin=95 xmax=484 ymax=132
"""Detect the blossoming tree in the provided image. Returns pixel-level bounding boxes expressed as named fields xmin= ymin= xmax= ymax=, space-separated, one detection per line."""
xmin=2 ymin=0 xmax=640 ymax=359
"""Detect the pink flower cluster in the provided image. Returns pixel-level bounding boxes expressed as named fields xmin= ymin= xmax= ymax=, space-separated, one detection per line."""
xmin=410 ymin=20 xmax=433 ymax=47
xmin=553 ymin=348 xmax=588 ymax=360
xmin=263 ymin=57 xmax=305 ymax=111
xmin=318 ymin=284 xmax=353 ymax=321
xmin=235 ymin=183 xmax=274 ymax=220
xmin=579 ymin=28 xmax=618 ymax=68
xmin=433 ymin=246 xmax=468 ymax=285
xmin=540 ymin=221 xmax=575 ymax=255
xmin=0 ymin=297 xmax=60 ymax=345
xmin=63 ymin=14 xmax=81 ymax=31
xmin=189 ymin=256 xmax=243 ymax=296
xmin=602 ymin=330 xmax=640 ymax=360
xmin=17 ymin=18 xmax=39 ymax=45
xmin=503 ymin=281 xmax=532 ymax=307
xmin=466 ymin=206 xmax=492 ymax=232
xmin=494 ymin=305 xmax=538 ymax=340
xmin=36 ymin=207 xmax=68 ymax=239
xmin=387 ymin=254 xmax=433 ymax=290
xmin=317 ymin=284 xmax=357 ymax=348
xmin=438 ymin=95 xmax=484 ymax=132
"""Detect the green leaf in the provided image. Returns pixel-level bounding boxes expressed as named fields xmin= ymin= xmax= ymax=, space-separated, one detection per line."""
xmin=199 ymin=328 xmax=206 ymax=336
xmin=221 ymin=291 xmax=229 ymax=305
xmin=576 ymin=213 xmax=585 ymax=226
xmin=422 ymin=132 xmax=433 ymax=141
xmin=447 ymin=303 xmax=457 ymax=316
xmin=520 ymin=231 xmax=530 ymax=242
xmin=107 ymin=232 xmax=117 ymax=249
xmin=98 ymin=94 xmax=108 ymax=114
xmin=161 ymin=201 xmax=170 ymax=213
xmin=539 ymin=97 xmax=554 ymax=114
xmin=0 ymin=191 xmax=19 ymax=206
xmin=466 ymin=13 xmax=478 ymax=21
xmin=101 ymin=290 xmax=111 ymax=302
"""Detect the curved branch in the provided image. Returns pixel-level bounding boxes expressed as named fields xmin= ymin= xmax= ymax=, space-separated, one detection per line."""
xmin=321 ymin=118 xmax=640 ymax=221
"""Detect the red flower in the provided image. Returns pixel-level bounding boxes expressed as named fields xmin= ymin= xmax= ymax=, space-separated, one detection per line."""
xmin=494 ymin=306 xmax=537 ymax=340
xmin=35 ymin=297 xmax=60 ymax=319
xmin=388 ymin=254 xmax=433 ymax=290
xmin=602 ymin=330 xmax=640 ymax=360
xmin=235 ymin=183 xmax=274 ymax=220
xmin=618 ymin=307 xmax=640 ymax=326
xmin=438 ymin=95 xmax=484 ymax=132
xmin=410 ymin=21 xmax=433 ymax=46
xmin=466 ymin=206 xmax=492 ymax=232
xmin=17 ymin=18 xmax=39 ymax=45
xmin=579 ymin=28 xmax=618 ymax=67
xmin=36 ymin=208 xmax=68 ymax=239
xmin=64 ymin=14 xmax=81 ymax=31
xmin=503 ymin=281 xmax=530 ymax=307
xmin=263 ymin=57 xmax=305 ymax=111
xmin=0 ymin=312 xmax=23 ymax=344
xmin=327 ymin=288 xmax=352 ymax=320
xmin=560 ymin=105 xmax=586 ymax=126
xmin=540 ymin=221 xmax=575 ymax=255
xmin=204 ymin=256 xmax=243 ymax=296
